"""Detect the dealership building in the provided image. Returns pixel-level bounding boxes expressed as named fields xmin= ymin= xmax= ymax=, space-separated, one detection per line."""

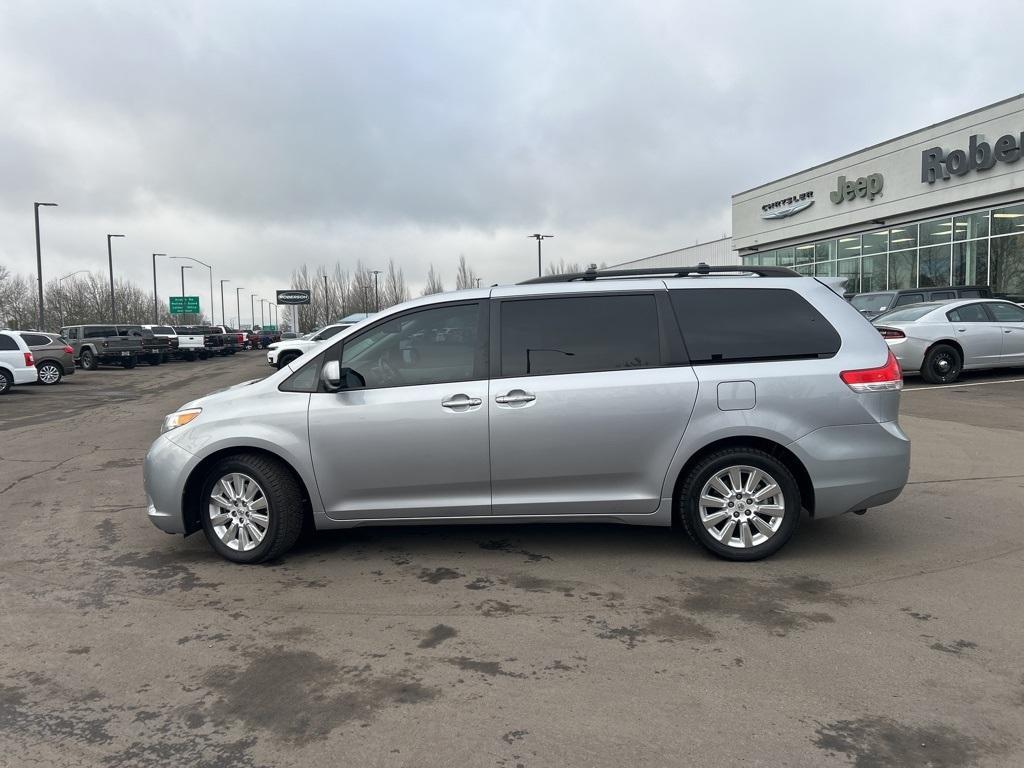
xmin=620 ymin=95 xmax=1024 ymax=300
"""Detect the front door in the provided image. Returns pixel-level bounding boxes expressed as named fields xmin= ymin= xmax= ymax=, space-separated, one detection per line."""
xmin=308 ymin=301 xmax=491 ymax=521
xmin=488 ymin=291 xmax=697 ymax=517
xmin=948 ymin=303 xmax=1004 ymax=367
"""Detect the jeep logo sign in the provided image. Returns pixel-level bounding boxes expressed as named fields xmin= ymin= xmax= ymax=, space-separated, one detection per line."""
xmin=830 ymin=173 xmax=884 ymax=204
xmin=922 ymin=133 xmax=1023 ymax=183
xmin=276 ymin=290 xmax=311 ymax=305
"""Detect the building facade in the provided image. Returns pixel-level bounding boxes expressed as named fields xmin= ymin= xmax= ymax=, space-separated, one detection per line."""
xmin=732 ymin=94 xmax=1024 ymax=300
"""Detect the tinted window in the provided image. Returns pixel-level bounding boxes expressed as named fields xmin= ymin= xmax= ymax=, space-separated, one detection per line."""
xmin=21 ymin=333 xmax=51 ymax=346
xmin=987 ymin=302 xmax=1024 ymax=322
xmin=0 ymin=334 xmax=18 ymax=351
xmin=894 ymin=293 xmax=925 ymax=307
xmin=64 ymin=327 xmax=78 ymax=339
xmin=929 ymin=291 xmax=955 ymax=300
xmin=959 ymin=289 xmax=984 ymax=298
xmin=947 ymin=304 xmax=989 ymax=323
xmin=340 ymin=302 xmax=483 ymax=388
xmin=500 ymin=295 xmax=659 ymax=377
xmin=670 ymin=288 xmax=840 ymax=363
xmin=316 ymin=325 xmax=344 ymax=340
xmin=84 ymin=326 xmax=116 ymax=338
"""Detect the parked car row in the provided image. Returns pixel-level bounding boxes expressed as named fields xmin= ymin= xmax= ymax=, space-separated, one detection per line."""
xmin=0 ymin=323 xmax=264 ymax=394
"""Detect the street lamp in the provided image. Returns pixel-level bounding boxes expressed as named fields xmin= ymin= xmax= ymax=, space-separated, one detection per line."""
xmin=170 ymin=256 xmax=213 ymax=324
xmin=235 ymin=287 xmax=244 ymax=331
xmin=323 ymin=274 xmax=330 ymax=325
xmin=57 ymin=269 xmax=87 ymax=328
xmin=260 ymin=299 xmax=267 ymax=327
xmin=34 ymin=202 xmax=58 ymax=330
xmin=106 ymin=234 xmax=125 ymax=322
xmin=151 ymin=253 xmax=166 ymax=324
xmin=180 ymin=265 xmax=192 ymax=296
xmin=528 ymin=234 xmax=554 ymax=277
xmin=250 ymin=293 xmax=258 ymax=329
xmin=371 ymin=269 xmax=382 ymax=312
xmin=219 ymin=279 xmax=230 ymax=326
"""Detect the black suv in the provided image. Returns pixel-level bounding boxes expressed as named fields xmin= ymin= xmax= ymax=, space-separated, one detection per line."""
xmin=850 ymin=285 xmax=992 ymax=319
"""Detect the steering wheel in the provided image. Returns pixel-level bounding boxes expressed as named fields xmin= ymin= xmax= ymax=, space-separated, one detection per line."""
xmin=372 ymin=353 xmax=402 ymax=386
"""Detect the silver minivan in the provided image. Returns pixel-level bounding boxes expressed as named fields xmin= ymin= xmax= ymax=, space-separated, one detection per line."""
xmin=144 ymin=265 xmax=910 ymax=564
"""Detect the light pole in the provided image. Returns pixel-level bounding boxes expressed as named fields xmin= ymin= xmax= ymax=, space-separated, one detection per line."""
xmin=528 ymin=234 xmax=554 ymax=277
xmin=151 ymin=253 xmax=166 ymax=324
xmin=260 ymin=299 xmax=267 ymax=327
xmin=371 ymin=270 xmax=382 ymax=312
xmin=323 ymin=274 xmax=330 ymax=325
xmin=180 ymin=265 xmax=192 ymax=296
xmin=250 ymin=293 xmax=257 ymax=329
xmin=57 ymin=269 xmax=87 ymax=328
xmin=171 ymin=256 xmax=213 ymax=324
xmin=219 ymin=279 xmax=230 ymax=326
xmin=34 ymin=202 xmax=58 ymax=330
xmin=106 ymin=234 xmax=125 ymax=322
xmin=235 ymin=287 xmax=243 ymax=330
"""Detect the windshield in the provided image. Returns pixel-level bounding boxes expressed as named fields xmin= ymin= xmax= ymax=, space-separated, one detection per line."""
xmin=873 ymin=304 xmax=943 ymax=323
xmin=851 ymin=292 xmax=895 ymax=312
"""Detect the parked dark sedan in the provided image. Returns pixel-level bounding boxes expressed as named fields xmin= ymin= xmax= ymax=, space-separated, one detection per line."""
xmin=16 ymin=331 xmax=75 ymax=385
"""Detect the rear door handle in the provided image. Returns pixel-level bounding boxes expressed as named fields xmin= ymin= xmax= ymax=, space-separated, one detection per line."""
xmin=1004 ymin=329 xmax=1013 ymax=334
xmin=441 ymin=395 xmax=482 ymax=409
xmin=495 ymin=391 xmax=536 ymax=405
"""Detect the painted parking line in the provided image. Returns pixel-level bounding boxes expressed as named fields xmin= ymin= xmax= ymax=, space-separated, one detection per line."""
xmin=904 ymin=377 xmax=1024 ymax=392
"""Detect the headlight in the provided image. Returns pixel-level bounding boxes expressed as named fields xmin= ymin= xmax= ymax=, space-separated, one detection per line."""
xmin=161 ymin=408 xmax=202 ymax=433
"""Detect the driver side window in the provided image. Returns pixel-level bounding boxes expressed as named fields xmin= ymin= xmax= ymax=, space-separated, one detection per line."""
xmin=339 ymin=302 xmax=483 ymax=389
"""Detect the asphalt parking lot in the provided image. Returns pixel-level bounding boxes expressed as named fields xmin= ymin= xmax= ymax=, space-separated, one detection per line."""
xmin=2 ymin=354 xmax=1023 ymax=767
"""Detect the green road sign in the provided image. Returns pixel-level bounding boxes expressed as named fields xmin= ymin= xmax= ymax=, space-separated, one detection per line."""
xmin=169 ymin=296 xmax=200 ymax=314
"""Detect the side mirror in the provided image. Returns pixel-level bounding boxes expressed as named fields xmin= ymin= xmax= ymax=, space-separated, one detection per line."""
xmin=320 ymin=360 xmax=365 ymax=392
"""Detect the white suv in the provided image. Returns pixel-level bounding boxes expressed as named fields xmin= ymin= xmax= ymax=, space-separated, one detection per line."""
xmin=266 ymin=323 xmax=354 ymax=368
xmin=0 ymin=330 xmax=38 ymax=394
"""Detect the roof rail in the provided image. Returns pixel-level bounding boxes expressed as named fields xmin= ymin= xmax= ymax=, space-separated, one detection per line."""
xmin=518 ymin=262 xmax=801 ymax=284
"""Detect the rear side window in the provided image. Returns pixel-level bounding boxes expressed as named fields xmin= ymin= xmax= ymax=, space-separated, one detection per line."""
xmin=894 ymin=293 xmax=925 ymax=307
xmin=499 ymin=294 xmax=659 ymax=377
xmin=929 ymin=291 xmax=955 ymax=300
xmin=669 ymin=288 xmax=840 ymax=364
xmin=959 ymin=289 xmax=984 ymax=298
xmin=0 ymin=334 xmax=18 ymax=351
xmin=21 ymin=333 xmax=51 ymax=346
xmin=84 ymin=326 xmax=115 ymax=338
xmin=947 ymin=304 xmax=988 ymax=323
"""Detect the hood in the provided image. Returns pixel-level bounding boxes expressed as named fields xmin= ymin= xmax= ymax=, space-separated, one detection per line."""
xmin=177 ymin=376 xmax=266 ymax=411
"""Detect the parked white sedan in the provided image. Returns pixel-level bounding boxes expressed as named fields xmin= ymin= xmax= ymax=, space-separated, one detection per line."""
xmin=873 ymin=298 xmax=1024 ymax=383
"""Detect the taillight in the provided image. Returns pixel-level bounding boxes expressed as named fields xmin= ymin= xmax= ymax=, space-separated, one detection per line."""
xmin=24 ymin=352 xmax=34 ymax=367
xmin=64 ymin=345 xmax=74 ymax=354
xmin=877 ymin=327 xmax=905 ymax=340
xmin=841 ymin=350 xmax=903 ymax=393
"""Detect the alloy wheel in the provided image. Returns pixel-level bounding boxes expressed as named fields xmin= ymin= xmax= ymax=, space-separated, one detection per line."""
xmin=698 ymin=465 xmax=785 ymax=549
xmin=208 ymin=472 xmax=270 ymax=552
xmin=38 ymin=364 xmax=61 ymax=384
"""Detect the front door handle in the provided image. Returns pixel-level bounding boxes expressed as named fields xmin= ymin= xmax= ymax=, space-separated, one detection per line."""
xmin=441 ymin=395 xmax=482 ymax=409
xmin=495 ymin=391 xmax=536 ymax=405
xmin=1004 ymin=329 xmax=1013 ymax=334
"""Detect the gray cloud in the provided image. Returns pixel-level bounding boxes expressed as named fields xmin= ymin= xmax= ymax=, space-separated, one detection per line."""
xmin=2 ymin=0 xmax=1023 ymax=316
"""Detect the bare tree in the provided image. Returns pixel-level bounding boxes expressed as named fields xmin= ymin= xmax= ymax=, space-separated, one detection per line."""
xmin=544 ymin=259 xmax=584 ymax=276
xmin=422 ymin=264 xmax=445 ymax=295
xmin=455 ymin=255 xmax=478 ymax=290
xmin=381 ymin=259 xmax=409 ymax=308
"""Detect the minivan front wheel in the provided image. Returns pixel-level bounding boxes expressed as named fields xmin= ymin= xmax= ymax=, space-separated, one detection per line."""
xmin=199 ymin=453 xmax=305 ymax=564
xmin=679 ymin=448 xmax=800 ymax=561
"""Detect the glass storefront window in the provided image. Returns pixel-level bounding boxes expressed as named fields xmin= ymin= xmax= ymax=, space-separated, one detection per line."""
xmin=952 ymin=240 xmax=988 ymax=286
xmin=920 ymin=217 xmax=953 ymax=245
xmin=759 ymin=251 xmax=777 ymax=266
xmin=794 ymin=244 xmax=815 ymax=265
xmin=837 ymin=236 xmax=861 ymax=259
xmin=773 ymin=247 xmax=794 ymax=267
xmin=888 ymin=223 xmax=918 ymax=251
xmin=837 ymin=257 xmax=860 ymax=293
xmin=862 ymin=230 xmax=888 ymax=256
xmin=991 ymin=203 xmax=1024 ymax=236
xmin=918 ymin=244 xmax=952 ymax=287
xmin=794 ymin=264 xmax=813 ymax=276
xmin=989 ymin=234 xmax=1024 ymax=297
xmin=814 ymin=260 xmax=835 ymax=277
xmin=889 ymin=250 xmax=917 ymax=289
xmin=954 ymin=211 xmax=989 ymax=241
xmin=861 ymin=254 xmax=887 ymax=292
xmin=814 ymin=240 xmax=837 ymax=263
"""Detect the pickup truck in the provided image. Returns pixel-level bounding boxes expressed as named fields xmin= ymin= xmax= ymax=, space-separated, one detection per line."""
xmin=117 ymin=325 xmax=171 ymax=365
xmin=61 ymin=324 xmax=144 ymax=370
xmin=142 ymin=325 xmax=182 ymax=361
xmin=171 ymin=326 xmax=209 ymax=361
xmin=207 ymin=325 xmax=243 ymax=356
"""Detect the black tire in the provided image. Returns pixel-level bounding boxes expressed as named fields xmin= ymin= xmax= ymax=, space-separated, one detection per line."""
xmin=921 ymin=343 xmax=962 ymax=385
xmin=80 ymin=348 xmax=98 ymax=371
xmin=199 ymin=453 xmax=305 ymax=564
xmin=122 ymin=356 xmax=137 ymax=370
xmin=161 ymin=353 xmax=169 ymax=364
xmin=37 ymin=362 xmax=63 ymax=385
xmin=277 ymin=352 xmax=298 ymax=368
xmin=198 ymin=350 xmax=209 ymax=360
xmin=185 ymin=352 xmax=196 ymax=362
xmin=678 ymin=447 xmax=801 ymax=562
xmin=146 ymin=354 xmax=160 ymax=366
xmin=0 ymin=369 xmax=12 ymax=395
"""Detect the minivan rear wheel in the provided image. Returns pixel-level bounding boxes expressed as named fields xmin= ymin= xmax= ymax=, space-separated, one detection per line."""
xmin=921 ymin=343 xmax=962 ymax=385
xmin=199 ymin=453 xmax=305 ymax=564
xmin=679 ymin=448 xmax=800 ymax=561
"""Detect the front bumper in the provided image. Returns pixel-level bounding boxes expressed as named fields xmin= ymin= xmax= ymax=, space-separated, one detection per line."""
xmin=789 ymin=420 xmax=910 ymax=518
xmin=267 ymin=348 xmax=280 ymax=366
xmin=143 ymin=434 xmax=199 ymax=534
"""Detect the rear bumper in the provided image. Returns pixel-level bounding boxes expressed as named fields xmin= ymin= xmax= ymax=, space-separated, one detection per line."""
xmin=789 ymin=421 xmax=910 ymax=518
xmin=143 ymin=434 xmax=199 ymax=534
xmin=13 ymin=367 xmax=38 ymax=384
xmin=884 ymin=337 xmax=926 ymax=374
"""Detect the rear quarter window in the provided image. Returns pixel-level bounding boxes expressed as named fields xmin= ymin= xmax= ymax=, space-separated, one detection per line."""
xmin=669 ymin=288 xmax=841 ymax=364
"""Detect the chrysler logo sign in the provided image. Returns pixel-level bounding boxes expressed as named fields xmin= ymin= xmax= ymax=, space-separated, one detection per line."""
xmin=276 ymin=290 xmax=311 ymax=305
xmin=761 ymin=191 xmax=814 ymax=220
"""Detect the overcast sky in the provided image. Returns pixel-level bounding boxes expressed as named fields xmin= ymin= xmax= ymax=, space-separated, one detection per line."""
xmin=2 ymin=0 xmax=1023 ymax=323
